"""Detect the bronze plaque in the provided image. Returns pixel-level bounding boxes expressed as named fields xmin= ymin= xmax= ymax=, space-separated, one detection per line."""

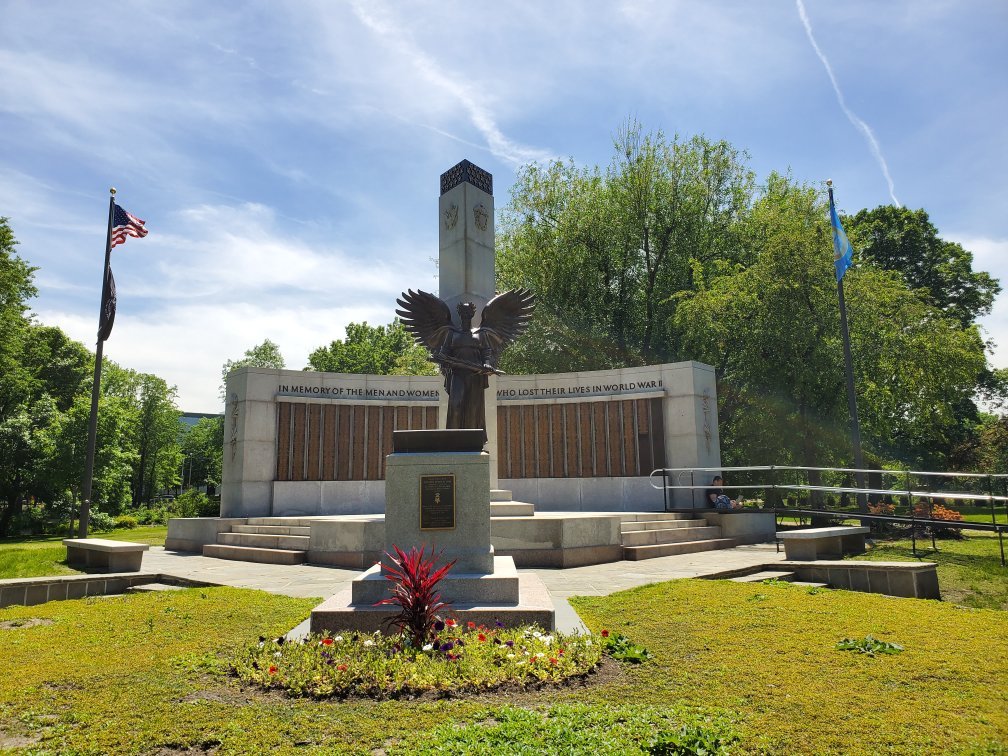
xmin=419 ymin=474 xmax=455 ymax=530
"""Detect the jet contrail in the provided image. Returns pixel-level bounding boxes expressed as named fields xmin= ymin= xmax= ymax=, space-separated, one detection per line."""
xmin=796 ymin=0 xmax=901 ymax=206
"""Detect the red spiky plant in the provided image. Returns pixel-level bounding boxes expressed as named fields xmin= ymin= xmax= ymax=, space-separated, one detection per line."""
xmin=376 ymin=544 xmax=456 ymax=648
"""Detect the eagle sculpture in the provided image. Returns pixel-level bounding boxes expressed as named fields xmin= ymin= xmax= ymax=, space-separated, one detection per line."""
xmin=395 ymin=288 xmax=535 ymax=443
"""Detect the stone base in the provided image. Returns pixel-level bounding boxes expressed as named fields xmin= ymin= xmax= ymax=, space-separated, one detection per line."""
xmin=351 ymin=556 xmax=520 ymax=605
xmin=309 ymin=571 xmax=555 ymax=634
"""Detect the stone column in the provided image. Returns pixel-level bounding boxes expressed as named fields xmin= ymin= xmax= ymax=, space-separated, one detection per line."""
xmin=438 ymin=160 xmax=499 ymax=486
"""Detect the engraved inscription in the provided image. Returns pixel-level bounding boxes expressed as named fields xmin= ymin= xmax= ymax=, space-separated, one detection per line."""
xmin=420 ymin=474 xmax=455 ymax=530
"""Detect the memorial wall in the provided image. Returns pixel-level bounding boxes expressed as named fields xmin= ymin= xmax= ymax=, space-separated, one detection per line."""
xmin=221 ymin=359 xmax=719 ymax=517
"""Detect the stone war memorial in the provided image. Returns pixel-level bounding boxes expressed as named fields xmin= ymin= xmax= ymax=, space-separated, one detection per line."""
xmin=165 ymin=159 xmax=777 ymax=628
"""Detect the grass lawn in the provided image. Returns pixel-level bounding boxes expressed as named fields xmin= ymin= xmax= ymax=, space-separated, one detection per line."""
xmin=0 ymin=526 xmax=168 ymax=580
xmin=852 ymin=532 xmax=1008 ymax=610
xmin=0 ymin=582 xmax=1005 ymax=754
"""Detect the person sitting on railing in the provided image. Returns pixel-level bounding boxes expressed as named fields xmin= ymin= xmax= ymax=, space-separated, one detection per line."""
xmin=705 ymin=475 xmax=737 ymax=510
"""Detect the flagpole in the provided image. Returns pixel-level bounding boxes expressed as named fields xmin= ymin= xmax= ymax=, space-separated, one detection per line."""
xmin=79 ymin=187 xmax=117 ymax=538
xmin=828 ymin=180 xmax=867 ymax=513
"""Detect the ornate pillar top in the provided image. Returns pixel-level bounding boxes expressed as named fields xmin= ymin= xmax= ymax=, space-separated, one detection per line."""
xmin=440 ymin=159 xmax=493 ymax=196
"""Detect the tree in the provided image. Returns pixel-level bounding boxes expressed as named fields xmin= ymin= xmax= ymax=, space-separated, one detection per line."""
xmin=306 ymin=321 xmax=437 ymax=376
xmin=220 ymin=339 xmax=286 ymax=400
xmin=180 ymin=415 xmax=224 ymax=491
xmin=675 ymin=174 xmax=989 ymax=471
xmin=843 ymin=205 xmax=1000 ymax=327
xmin=497 ymin=119 xmax=754 ymax=373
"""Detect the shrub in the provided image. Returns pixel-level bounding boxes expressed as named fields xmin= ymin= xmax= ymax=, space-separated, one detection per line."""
xmin=172 ymin=490 xmax=218 ymax=518
xmin=115 ymin=514 xmax=138 ymax=530
xmin=836 ymin=635 xmax=903 ymax=657
xmin=88 ymin=511 xmax=117 ymax=532
xmin=377 ymin=544 xmax=456 ymax=648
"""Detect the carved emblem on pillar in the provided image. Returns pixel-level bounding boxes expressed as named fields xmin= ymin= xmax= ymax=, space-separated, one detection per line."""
xmin=443 ymin=203 xmax=458 ymax=230
xmin=473 ymin=203 xmax=488 ymax=232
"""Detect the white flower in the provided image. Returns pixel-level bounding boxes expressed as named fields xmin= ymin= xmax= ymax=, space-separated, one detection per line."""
xmin=334 ymin=635 xmax=343 ymax=642
xmin=542 ymin=635 xmax=553 ymax=645
xmin=506 ymin=653 xmax=515 ymax=659
xmin=422 ymin=643 xmax=433 ymax=651
xmin=363 ymin=639 xmax=375 ymax=647
xmin=584 ymin=640 xmax=592 ymax=646
xmin=273 ymin=652 xmax=282 ymax=658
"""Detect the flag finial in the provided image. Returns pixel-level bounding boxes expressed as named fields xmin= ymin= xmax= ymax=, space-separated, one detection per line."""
xmin=826 ymin=179 xmax=832 ymax=188
xmin=110 ymin=187 xmax=116 ymax=196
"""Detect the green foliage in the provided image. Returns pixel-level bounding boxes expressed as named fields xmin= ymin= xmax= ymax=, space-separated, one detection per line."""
xmin=236 ymin=625 xmax=602 ymax=697
xmin=600 ymin=631 xmax=653 ymax=663
xmin=836 ymin=635 xmax=904 ymax=656
xmin=498 ymin=119 xmax=753 ymax=374
xmin=87 ymin=510 xmax=116 ymax=532
xmin=400 ymin=704 xmax=738 ymax=756
xmin=172 ymin=489 xmax=218 ymax=518
xmin=843 ymin=205 xmax=1000 ymax=327
xmin=180 ymin=415 xmax=223 ymax=490
xmin=114 ymin=514 xmax=138 ymax=529
xmin=646 ymin=721 xmax=740 ymax=755
xmin=220 ymin=339 xmax=285 ymax=401
xmin=306 ymin=320 xmax=437 ymax=376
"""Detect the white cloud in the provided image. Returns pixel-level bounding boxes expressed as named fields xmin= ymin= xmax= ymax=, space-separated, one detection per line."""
xmin=948 ymin=235 xmax=1008 ymax=370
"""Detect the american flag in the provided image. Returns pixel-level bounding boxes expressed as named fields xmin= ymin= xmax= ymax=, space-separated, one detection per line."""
xmin=110 ymin=203 xmax=148 ymax=248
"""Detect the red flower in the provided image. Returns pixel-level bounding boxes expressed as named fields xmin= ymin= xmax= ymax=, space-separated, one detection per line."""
xmin=467 ymin=621 xmax=476 ymax=630
xmin=549 ymin=657 xmax=558 ymax=665
xmin=268 ymin=665 xmax=277 ymax=675
xmin=601 ymin=629 xmax=610 ymax=638
xmin=445 ymin=618 xmax=457 ymax=628
xmin=478 ymin=633 xmax=487 ymax=642
xmin=321 ymin=637 xmax=334 ymax=646
xmin=558 ymin=649 xmax=565 ymax=655
xmin=337 ymin=664 xmax=348 ymax=672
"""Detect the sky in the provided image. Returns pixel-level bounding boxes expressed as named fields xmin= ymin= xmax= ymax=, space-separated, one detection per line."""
xmin=1 ymin=1 xmax=1006 ymax=413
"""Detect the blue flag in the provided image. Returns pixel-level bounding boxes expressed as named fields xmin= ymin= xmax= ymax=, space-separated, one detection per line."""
xmin=829 ymin=192 xmax=854 ymax=282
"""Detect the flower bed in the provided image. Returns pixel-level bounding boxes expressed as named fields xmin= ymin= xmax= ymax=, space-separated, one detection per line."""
xmin=235 ymin=622 xmax=604 ymax=698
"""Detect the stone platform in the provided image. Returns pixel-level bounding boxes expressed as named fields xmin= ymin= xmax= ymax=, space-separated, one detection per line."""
xmin=310 ymin=568 xmax=555 ymax=633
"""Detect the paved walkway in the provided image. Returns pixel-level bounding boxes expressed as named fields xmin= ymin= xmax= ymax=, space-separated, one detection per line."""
xmin=142 ymin=544 xmax=786 ymax=633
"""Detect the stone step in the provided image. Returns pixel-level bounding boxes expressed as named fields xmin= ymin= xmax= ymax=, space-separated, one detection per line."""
xmin=217 ymin=533 xmax=310 ymax=550
xmin=620 ymin=518 xmax=707 ymax=532
xmin=230 ymin=524 xmax=312 ymax=536
xmin=490 ymin=489 xmax=513 ymax=502
xmin=619 ymin=512 xmax=697 ymax=523
xmin=246 ymin=517 xmax=326 ymax=527
xmin=791 ymin=581 xmax=829 ymax=588
xmin=126 ymin=583 xmax=185 ymax=593
xmin=490 ymin=502 xmax=535 ymax=517
xmin=621 ymin=525 xmax=723 ymax=547
xmin=622 ymin=538 xmax=740 ymax=560
xmin=730 ymin=571 xmax=797 ymax=583
xmin=203 ymin=544 xmax=306 ymax=565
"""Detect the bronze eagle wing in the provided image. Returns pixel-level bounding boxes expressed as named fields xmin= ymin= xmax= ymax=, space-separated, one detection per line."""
xmin=476 ymin=288 xmax=535 ymax=367
xmin=395 ymin=289 xmax=455 ymax=354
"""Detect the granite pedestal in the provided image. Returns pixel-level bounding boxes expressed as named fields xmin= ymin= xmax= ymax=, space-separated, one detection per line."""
xmin=310 ymin=436 xmax=555 ymax=633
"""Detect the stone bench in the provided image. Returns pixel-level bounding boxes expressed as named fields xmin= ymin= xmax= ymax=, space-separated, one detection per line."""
xmin=63 ymin=538 xmax=149 ymax=572
xmin=781 ymin=560 xmax=940 ymax=600
xmin=776 ymin=526 xmax=869 ymax=561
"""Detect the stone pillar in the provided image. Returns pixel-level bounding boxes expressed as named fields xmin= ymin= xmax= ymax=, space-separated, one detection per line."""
xmin=438 ymin=160 xmax=499 ymax=486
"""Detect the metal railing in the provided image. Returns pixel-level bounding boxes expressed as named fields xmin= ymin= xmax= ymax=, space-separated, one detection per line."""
xmin=650 ymin=465 xmax=1008 ymax=566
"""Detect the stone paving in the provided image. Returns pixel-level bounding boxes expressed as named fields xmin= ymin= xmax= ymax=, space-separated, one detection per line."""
xmin=142 ymin=544 xmax=786 ymax=633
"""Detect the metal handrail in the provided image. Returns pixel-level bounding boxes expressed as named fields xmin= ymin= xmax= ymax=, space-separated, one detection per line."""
xmin=649 ymin=464 xmax=1008 ymax=566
